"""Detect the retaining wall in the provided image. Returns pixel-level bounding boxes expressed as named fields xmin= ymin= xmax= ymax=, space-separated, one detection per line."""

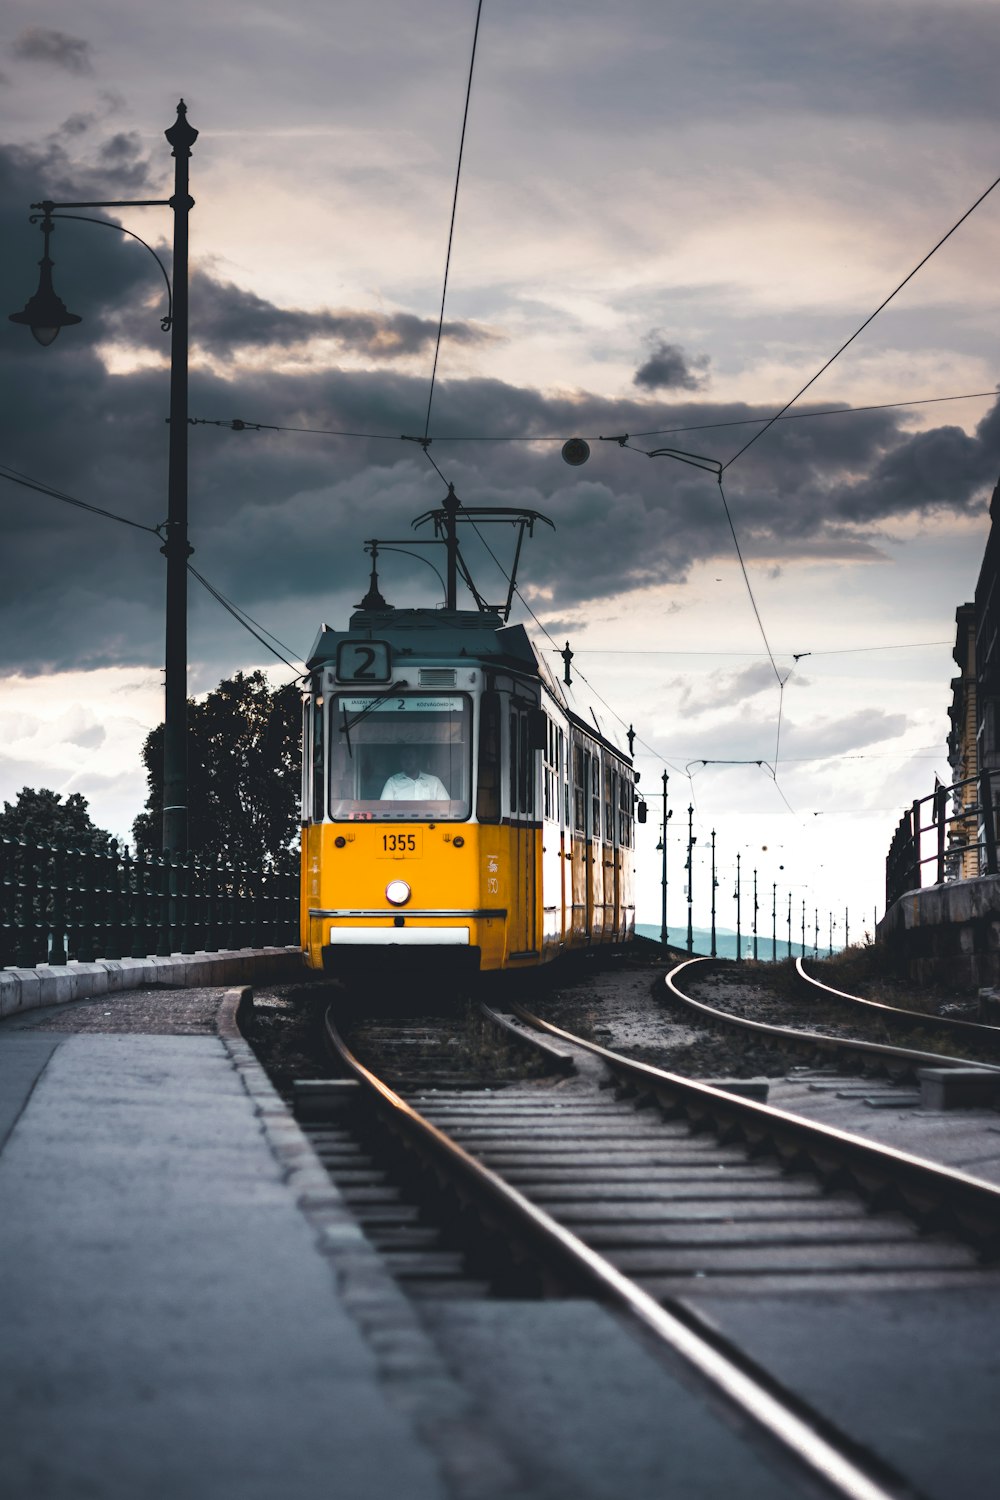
xmin=0 ymin=946 xmax=306 ymax=1020
xmin=877 ymin=874 xmax=1000 ymax=990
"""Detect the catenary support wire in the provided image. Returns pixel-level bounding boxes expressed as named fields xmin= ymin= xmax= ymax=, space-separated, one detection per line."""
xmin=423 ymin=0 xmax=485 ymax=441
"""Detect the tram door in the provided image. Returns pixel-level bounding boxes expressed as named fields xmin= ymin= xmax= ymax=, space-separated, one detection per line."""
xmin=508 ymin=705 xmax=538 ymax=957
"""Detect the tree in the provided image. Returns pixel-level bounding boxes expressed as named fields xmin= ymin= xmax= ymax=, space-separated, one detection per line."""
xmin=133 ymin=670 xmax=301 ymax=871
xmin=0 ymin=788 xmax=114 ymax=852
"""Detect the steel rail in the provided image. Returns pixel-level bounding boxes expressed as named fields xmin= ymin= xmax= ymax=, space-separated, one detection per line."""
xmin=663 ymin=956 xmax=1000 ymax=1077
xmin=323 ymin=1004 xmax=906 ymax=1500
xmin=511 ymin=972 xmax=1000 ymax=1249
xmin=796 ymin=957 xmax=1000 ymax=1046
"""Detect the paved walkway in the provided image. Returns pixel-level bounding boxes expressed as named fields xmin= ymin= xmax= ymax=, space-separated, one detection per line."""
xmin=0 ymin=994 xmax=449 ymax=1500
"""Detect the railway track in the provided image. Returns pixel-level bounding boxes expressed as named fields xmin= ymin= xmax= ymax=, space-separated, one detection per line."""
xmin=663 ymin=957 xmax=1000 ymax=1102
xmin=796 ymin=956 xmax=1000 ymax=1056
xmin=294 ymin=987 xmax=1000 ymax=1500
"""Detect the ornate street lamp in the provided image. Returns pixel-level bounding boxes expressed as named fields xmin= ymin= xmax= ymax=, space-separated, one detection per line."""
xmin=685 ymin=805 xmax=696 ymax=954
xmin=8 ymin=210 xmax=82 ymax=346
xmin=9 ymin=101 xmax=197 ymax=855
xmin=657 ymin=771 xmax=672 ymax=949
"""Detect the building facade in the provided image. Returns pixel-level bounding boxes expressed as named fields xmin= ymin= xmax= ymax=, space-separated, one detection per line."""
xmin=947 ymin=602 xmax=978 ymax=878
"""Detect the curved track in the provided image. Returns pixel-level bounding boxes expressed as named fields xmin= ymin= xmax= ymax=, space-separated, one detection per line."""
xmin=796 ymin=957 xmax=1000 ymax=1054
xmin=666 ymin=955 xmax=1000 ymax=1082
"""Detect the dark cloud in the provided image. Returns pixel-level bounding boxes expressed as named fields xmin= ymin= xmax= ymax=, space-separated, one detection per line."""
xmin=175 ymin=274 xmax=497 ymax=360
xmin=634 ymin=336 xmax=709 ymax=392
xmin=827 ymin=405 xmax=1000 ymax=522
xmin=12 ymin=27 xmax=93 ymax=76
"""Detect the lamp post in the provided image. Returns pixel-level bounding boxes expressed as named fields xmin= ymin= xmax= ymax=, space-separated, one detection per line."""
xmin=734 ymin=852 xmax=742 ymax=962
xmin=709 ymin=829 xmax=717 ymax=958
xmin=9 ymin=101 xmax=197 ymax=855
xmin=752 ymin=867 xmax=759 ymax=961
xmin=685 ymin=805 xmax=696 ymax=954
xmin=657 ymin=772 xmax=672 ymax=950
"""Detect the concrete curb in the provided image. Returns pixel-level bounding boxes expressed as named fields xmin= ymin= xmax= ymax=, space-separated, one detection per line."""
xmin=216 ymin=988 xmax=521 ymax=1486
xmin=0 ymin=946 xmax=305 ymax=1020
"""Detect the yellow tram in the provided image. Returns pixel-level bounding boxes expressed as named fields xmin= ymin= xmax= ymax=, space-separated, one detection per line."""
xmin=300 ymin=496 xmax=639 ymax=975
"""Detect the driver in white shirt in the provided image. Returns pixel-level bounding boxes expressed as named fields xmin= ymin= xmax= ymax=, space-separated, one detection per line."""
xmin=380 ymin=746 xmax=449 ymax=800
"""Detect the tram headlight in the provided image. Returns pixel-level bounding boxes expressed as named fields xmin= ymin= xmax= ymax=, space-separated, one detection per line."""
xmin=385 ymin=879 xmax=411 ymax=906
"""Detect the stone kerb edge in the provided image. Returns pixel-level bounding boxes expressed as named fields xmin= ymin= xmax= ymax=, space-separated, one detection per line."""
xmin=0 ymin=946 xmax=304 ymax=1019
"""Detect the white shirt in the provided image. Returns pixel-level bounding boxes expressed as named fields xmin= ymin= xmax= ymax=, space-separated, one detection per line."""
xmin=380 ymin=770 xmax=450 ymax=801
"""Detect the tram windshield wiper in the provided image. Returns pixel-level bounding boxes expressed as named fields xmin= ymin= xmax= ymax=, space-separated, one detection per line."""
xmin=339 ymin=679 xmax=410 ymax=754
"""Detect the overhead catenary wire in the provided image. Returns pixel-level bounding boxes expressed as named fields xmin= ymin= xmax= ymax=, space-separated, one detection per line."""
xmin=570 ymin=640 xmax=951 ymax=657
xmin=186 ymin=565 xmax=305 ymax=678
xmin=623 ymin=175 xmax=1000 ymax=797
xmin=0 ymin=463 xmax=163 ymax=536
xmin=0 ymin=459 xmax=306 ymax=679
xmin=185 ymin=386 xmax=1000 ymax=448
xmin=422 ymin=0 xmax=485 ymax=442
xmin=721 ymin=170 xmax=1000 ymax=472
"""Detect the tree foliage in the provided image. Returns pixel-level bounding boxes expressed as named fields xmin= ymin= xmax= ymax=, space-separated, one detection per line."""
xmin=0 ymin=787 xmax=114 ymax=852
xmin=133 ymin=670 xmax=301 ymax=871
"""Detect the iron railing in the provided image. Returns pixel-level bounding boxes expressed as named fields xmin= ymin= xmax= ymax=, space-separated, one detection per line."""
xmin=885 ymin=770 xmax=998 ymax=908
xmin=0 ymin=836 xmax=299 ymax=969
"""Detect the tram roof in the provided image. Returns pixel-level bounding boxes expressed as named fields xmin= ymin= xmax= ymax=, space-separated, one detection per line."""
xmin=307 ymin=607 xmax=536 ymax=671
xmin=307 ymin=606 xmax=631 ymax=763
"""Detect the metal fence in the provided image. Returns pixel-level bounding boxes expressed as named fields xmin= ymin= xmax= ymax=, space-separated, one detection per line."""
xmin=885 ymin=770 xmax=998 ymax=908
xmin=0 ymin=836 xmax=299 ymax=969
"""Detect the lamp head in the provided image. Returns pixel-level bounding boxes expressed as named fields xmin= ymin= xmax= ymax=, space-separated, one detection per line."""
xmin=9 ymin=213 xmax=81 ymax=346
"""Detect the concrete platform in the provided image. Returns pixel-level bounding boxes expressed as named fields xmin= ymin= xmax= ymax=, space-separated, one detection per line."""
xmin=0 ymin=991 xmax=450 ymax=1500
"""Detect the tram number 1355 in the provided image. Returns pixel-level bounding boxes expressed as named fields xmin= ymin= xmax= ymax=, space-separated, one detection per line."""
xmin=380 ymin=832 xmax=419 ymax=855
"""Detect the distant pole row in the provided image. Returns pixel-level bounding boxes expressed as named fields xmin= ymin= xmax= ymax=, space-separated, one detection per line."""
xmin=656 ymin=815 xmax=861 ymax=960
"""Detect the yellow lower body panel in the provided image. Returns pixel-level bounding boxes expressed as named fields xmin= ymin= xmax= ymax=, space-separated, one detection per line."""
xmin=300 ymin=819 xmax=631 ymax=974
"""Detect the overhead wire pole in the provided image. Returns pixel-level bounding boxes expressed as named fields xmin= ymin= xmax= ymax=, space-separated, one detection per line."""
xmin=734 ymin=852 xmax=742 ymax=963
xmin=710 ymin=829 xmax=717 ymax=958
xmin=8 ymin=101 xmax=197 ymax=854
xmin=753 ymin=868 xmax=759 ymax=961
xmin=162 ymin=104 xmax=198 ymax=855
xmin=659 ymin=771 xmax=670 ymax=950
xmin=686 ymin=805 xmax=696 ymax=955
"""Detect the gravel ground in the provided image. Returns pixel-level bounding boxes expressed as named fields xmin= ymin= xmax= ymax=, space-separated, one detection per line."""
xmin=529 ymin=944 xmax=797 ymax=1078
xmin=5 ymin=986 xmax=226 ymax=1034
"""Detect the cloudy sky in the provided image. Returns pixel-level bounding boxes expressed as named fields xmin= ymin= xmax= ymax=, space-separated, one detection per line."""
xmin=4 ymin=0 xmax=1000 ymax=946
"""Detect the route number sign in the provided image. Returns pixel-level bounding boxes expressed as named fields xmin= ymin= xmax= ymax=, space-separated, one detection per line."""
xmin=336 ymin=640 xmax=391 ymax=684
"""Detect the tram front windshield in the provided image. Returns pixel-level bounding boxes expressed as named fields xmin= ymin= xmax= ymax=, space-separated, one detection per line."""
xmin=330 ymin=693 xmax=470 ymax=820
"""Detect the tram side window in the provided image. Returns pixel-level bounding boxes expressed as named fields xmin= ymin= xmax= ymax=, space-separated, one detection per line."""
xmin=477 ymin=691 xmax=501 ymax=823
xmin=312 ymin=696 xmax=325 ymax=822
xmin=509 ymin=710 xmax=518 ymax=814
xmin=591 ymin=754 xmax=601 ymax=841
xmin=618 ymin=773 xmax=632 ymax=848
xmin=604 ymin=764 xmax=614 ymax=845
xmin=519 ymin=713 xmax=532 ymax=815
xmin=543 ymin=718 xmax=557 ymax=822
xmin=573 ymin=745 xmax=587 ymax=834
